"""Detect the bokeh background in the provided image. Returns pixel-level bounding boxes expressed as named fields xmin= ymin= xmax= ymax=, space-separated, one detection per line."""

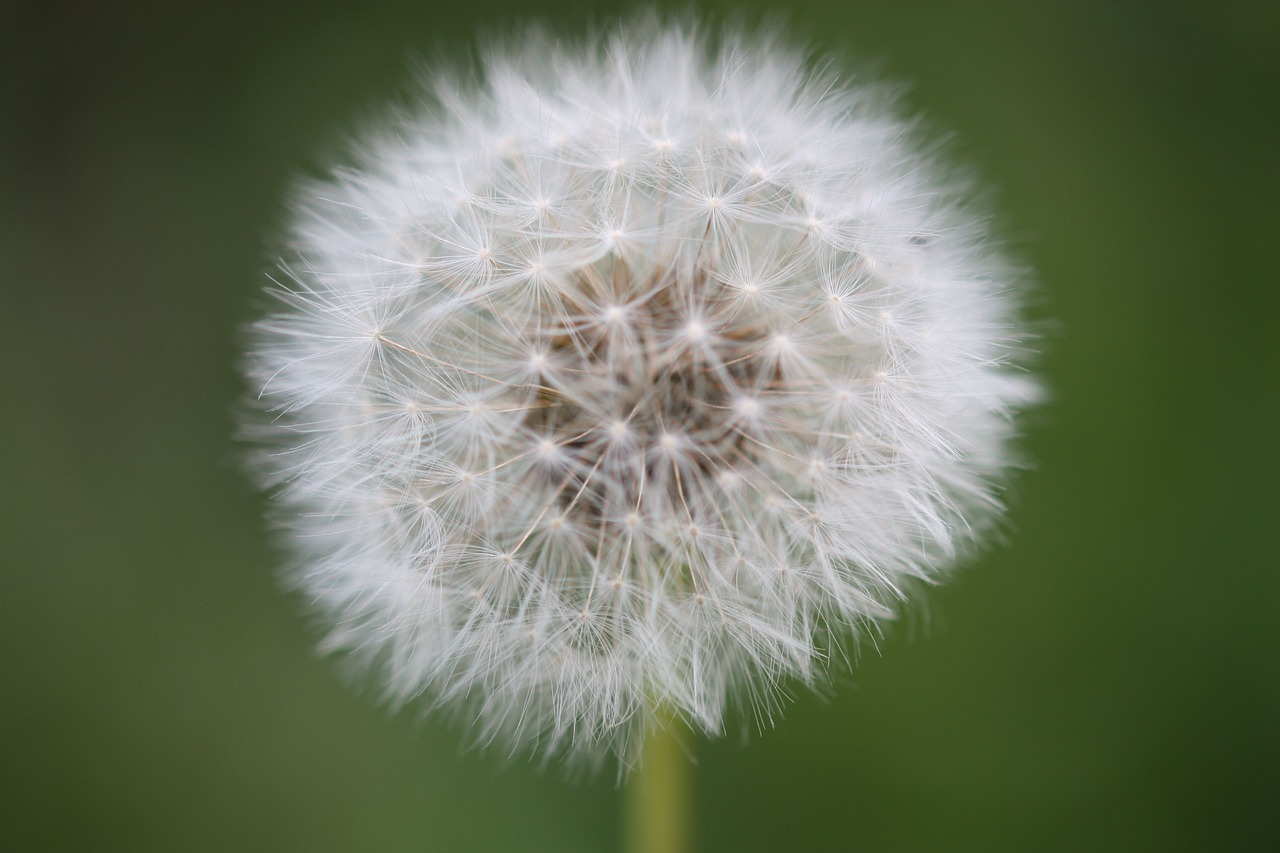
xmin=3 ymin=1 xmax=1277 ymax=850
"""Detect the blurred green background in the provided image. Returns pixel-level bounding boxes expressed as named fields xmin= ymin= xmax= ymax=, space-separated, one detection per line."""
xmin=3 ymin=1 xmax=1277 ymax=850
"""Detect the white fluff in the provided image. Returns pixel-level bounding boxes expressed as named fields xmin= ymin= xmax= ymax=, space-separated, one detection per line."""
xmin=244 ymin=19 xmax=1039 ymax=769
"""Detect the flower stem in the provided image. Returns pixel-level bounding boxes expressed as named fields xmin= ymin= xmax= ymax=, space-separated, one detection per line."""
xmin=625 ymin=720 xmax=692 ymax=853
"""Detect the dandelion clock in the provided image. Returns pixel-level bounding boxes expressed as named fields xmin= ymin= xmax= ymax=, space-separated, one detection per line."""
xmin=243 ymin=16 xmax=1039 ymax=844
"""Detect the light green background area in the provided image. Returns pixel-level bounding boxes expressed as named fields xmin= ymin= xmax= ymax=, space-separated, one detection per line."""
xmin=3 ymin=2 xmax=1277 ymax=850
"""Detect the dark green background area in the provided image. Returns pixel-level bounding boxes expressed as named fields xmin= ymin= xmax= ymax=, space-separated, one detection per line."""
xmin=3 ymin=1 xmax=1276 ymax=850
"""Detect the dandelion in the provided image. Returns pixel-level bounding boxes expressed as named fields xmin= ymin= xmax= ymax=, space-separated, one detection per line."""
xmin=243 ymin=19 xmax=1039 ymax=772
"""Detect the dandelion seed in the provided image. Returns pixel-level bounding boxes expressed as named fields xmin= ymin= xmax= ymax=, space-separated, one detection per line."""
xmin=243 ymin=18 xmax=1040 ymax=770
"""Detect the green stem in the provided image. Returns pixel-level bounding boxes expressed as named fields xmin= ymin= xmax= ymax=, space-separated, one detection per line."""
xmin=625 ymin=719 xmax=692 ymax=853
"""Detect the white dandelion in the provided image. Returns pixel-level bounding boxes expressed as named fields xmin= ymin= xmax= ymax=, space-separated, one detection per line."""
xmin=244 ymin=19 xmax=1039 ymax=769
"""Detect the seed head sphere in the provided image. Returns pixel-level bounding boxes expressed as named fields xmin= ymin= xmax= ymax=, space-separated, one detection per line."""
xmin=245 ymin=21 xmax=1040 ymax=767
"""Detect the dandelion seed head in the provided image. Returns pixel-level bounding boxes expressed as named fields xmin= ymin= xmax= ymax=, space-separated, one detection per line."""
xmin=244 ymin=18 xmax=1040 ymax=770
